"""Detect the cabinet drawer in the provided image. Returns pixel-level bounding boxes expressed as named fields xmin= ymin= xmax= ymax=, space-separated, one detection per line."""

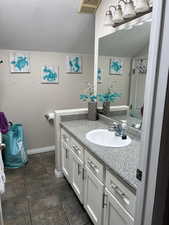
xmin=85 ymin=151 xmax=104 ymax=182
xmin=61 ymin=129 xmax=70 ymax=145
xmin=106 ymin=170 xmax=136 ymax=217
xmin=70 ymin=137 xmax=84 ymax=161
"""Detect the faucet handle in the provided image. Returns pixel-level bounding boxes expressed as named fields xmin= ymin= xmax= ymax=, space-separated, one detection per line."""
xmin=108 ymin=122 xmax=118 ymax=131
xmin=112 ymin=122 xmax=118 ymax=127
xmin=121 ymin=120 xmax=127 ymax=127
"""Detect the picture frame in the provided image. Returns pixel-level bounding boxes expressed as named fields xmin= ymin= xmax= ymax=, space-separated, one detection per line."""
xmin=10 ymin=52 xmax=30 ymax=73
xmin=41 ymin=65 xmax=59 ymax=84
xmin=109 ymin=58 xmax=123 ymax=75
xmin=66 ymin=56 xmax=82 ymax=73
xmin=97 ymin=68 xmax=102 ymax=83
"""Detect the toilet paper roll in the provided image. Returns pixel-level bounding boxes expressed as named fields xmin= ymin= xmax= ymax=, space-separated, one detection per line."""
xmin=44 ymin=113 xmax=55 ymax=121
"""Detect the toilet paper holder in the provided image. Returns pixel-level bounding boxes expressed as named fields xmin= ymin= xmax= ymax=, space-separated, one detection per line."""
xmin=44 ymin=113 xmax=55 ymax=121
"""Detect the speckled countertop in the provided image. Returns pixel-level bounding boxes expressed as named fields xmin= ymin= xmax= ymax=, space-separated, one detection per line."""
xmin=60 ymin=119 xmax=140 ymax=192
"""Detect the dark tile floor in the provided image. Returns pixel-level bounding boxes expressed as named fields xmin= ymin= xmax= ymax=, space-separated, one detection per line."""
xmin=2 ymin=152 xmax=93 ymax=225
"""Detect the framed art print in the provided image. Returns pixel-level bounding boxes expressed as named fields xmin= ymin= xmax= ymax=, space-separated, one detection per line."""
xmin=97 ymin=68 xmax=102 ymax=83
xmin=66 ymin=56 xmax=82 ymax=73
xmin=10 ymin=52 xmax=30 ymax=73
xmin=109 ymin=58 xmax=123 ymax=75
xmin=41 ymin=66 xmax=59 ymax=84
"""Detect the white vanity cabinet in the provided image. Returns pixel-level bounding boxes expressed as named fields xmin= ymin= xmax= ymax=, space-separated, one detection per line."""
xmin=61 ymin=142 xmax=71 ymax=182
xmin=60 ymin=128 xmax=136 ymax=225
xmin=103 ymin=189 xmax=134 ymax=225
xmin=61 ymin=128 xmax=85 ymax=203
xmin=61 ymin=129 xmax=71 ymax=182
xmin=70 ymin=149 xmax=84 ymax=203
xmin=84 ymin=167 xmax=104 ymax=225
xmin=103 ymin=171 xmax=135 ymax=225
xmin=84 ymin=151 xmax=104 ymax=225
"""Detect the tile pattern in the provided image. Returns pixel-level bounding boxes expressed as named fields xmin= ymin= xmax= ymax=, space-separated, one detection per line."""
xmin=2 ymin=152 xmax=93 ymax=225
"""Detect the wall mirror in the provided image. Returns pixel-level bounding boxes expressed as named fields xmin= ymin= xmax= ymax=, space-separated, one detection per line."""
xmin=97 ymin=17 xmax=151 ymax=130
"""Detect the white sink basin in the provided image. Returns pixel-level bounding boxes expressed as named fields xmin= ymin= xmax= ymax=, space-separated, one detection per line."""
xmin=86 ymin=129 xmax=131 ymax=148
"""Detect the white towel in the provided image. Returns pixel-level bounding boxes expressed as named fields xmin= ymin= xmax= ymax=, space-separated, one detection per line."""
xmin=0 ymin=133 xmax=5 ymax=194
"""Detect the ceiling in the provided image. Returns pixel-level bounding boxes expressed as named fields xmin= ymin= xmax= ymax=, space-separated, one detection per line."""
xmin=99 ymin=22 xmax=151 ymax=57
xmin=0 ymin=0 xmax=95 ymax=54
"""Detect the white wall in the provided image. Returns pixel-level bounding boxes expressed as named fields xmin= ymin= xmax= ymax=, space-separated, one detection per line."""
xmin=0 ymin=50 xmax=94 ymax=149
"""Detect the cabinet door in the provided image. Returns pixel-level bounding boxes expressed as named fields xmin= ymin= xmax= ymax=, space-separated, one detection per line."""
xmin=61 ymin=143 xmax=71 ymax=182
xmin=104 ymin=189 xmax=134 ymax=225
xmin=71 ymin=151 xmax=84 ymax=203
xmin=84 ymin=167 xmax=104 ymax=225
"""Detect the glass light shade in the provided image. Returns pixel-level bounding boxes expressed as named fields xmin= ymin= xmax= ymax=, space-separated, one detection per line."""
xmin=149 ymin=0 xmax=153 ymax=7
xmin=135 ymin=0 xmax=149 ymax=13
xmin=104 ymin=11 xmax=113 ymax=26
xmin=112 ymin=8 xmax=124 ymax=24
xmin=123 ymin=2 xmax=136 ymax=19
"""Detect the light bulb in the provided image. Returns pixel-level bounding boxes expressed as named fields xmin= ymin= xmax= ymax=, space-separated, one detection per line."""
xmin=104 ymin=10 xmax=113 ymax=26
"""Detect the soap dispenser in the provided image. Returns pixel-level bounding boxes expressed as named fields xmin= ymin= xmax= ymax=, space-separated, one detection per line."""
xmin=121 ymin=120 xmax=127 ymax=140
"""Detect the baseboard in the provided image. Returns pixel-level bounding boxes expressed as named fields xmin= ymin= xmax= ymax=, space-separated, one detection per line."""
xmin=54 ymin=168 xmax=63 ymax=178
xmin=28 ymin=145 xmax=55 ymax=155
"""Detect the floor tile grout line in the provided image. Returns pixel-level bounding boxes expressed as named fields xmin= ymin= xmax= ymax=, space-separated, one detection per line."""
xmin=27 ymin=198 xmax=33 ymax=225
xmin=62 ymin=203 xmax=71 ymax=225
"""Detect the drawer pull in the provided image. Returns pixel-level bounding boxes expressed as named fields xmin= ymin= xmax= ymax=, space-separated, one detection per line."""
xmin=65 ymin=148 xmax=69 ymax=159
xmin=110 ymin=182 xmax=117 ymax=190
xmin=82 ymin=168 xmax=86 ymax=180
xmin=122 ymin=195 xmax=130 ymax=205
xmin=110 ymin=181 xmax=130 ymax=205
xmin=87 ymin=160 xmax=99 ymax=174
xmin=103 ymin=193 xmax=108 ymax=208
xmin=78 ymin=164 xmax=81 ymax=176
xmin=72 ymin=145 xmax=81 ymax=155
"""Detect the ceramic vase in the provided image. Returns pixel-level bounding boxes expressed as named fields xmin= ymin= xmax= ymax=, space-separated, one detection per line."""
xmin=88 ymin=101 xmax=97 ymax=121
xmin=102 ymin=101 xmax=110 ymax=115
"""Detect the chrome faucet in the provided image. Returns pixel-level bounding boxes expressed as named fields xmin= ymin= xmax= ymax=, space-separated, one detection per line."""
xmin=108 ymin=121 xmax=127 ymax=139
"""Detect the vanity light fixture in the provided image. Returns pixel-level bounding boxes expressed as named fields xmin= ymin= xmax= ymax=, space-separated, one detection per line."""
xmin=104 ymin=0 xmax=152 ymax=27
xmin=149 ymin=0 xmax=153 ymax=7
xmin=119 ymin=0 xmax=136 ymax=19
xmin=104 ymin=6 xmax=113 ymax=26
xmin=135 ymin=0 xmax=149 ymax=13
xmin=111 ymin=5 xmax=124 ymax=24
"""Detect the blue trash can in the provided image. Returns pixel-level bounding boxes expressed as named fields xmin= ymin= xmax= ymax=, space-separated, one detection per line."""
xmin=2 ymin=124 xmax=28 ymax=168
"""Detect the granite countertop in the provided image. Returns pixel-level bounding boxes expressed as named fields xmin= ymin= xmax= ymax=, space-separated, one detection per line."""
xmin=60 ymin=119 xmax=140 ymax=191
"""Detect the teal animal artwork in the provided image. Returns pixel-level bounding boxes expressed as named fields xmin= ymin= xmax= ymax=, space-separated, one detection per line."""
xmin=97 ymin=68 xmax=102 ymax=83
xmin=41 ymin=66 xmax=59 ymax=84
xmin=110 ymin=58 xmax=123 ymax=75
xmin=67 ymin=56 xmax=82 ymax=73
xmin=10 ymin=53 xmax=30 ymax=73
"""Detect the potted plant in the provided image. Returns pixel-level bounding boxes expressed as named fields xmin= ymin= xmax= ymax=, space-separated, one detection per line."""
xmin=80 ymin=83 xmax=98 ymax=121
xmin=97 ymin=87 xmax=121 ymax=115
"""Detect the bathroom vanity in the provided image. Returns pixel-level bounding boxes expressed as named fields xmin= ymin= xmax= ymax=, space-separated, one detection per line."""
xmin=54 ymin=11 xmax=151 ymax=225
xmin=59 ymin=117 xmax=140 ymax=225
